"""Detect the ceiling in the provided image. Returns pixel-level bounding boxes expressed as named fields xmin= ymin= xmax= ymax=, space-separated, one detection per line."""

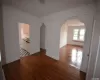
xmin=66 ymin=19 xmax=85 ymax=26
xmin=2 ymin=0 xmax=94 ymax=17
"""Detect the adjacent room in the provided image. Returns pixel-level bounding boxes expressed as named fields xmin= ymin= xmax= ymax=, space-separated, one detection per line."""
xmin=59 ymin=19 xmax=86 ymax=69
xmin=1 ymin=0 xmax=99 ymax=80
xmin=18 ymin=23 xmax=30 ymax=57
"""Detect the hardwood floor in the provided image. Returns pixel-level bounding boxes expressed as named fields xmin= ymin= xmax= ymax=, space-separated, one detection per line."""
xmin=3 ymin=45 xmax=86 ymax=80
xmin=59 ymin=44 xmax=83 ymax=69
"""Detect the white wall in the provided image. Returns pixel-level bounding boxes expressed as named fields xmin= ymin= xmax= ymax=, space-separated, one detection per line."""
xmin=40 ymin=23 xmax=46 ymax=49
xmin=42 ymin=4 xmax=95 ymax=72
xmin=0 ymin=5 xmax=4 ymax=80
xmin=60 ymin=23 xmax=68 ymax=48
xmin=20 ymin=23 xmax=30 ymax=38
xmin=86 ymin=2 xmax=100 ymax=80
xmin=93 ymin=3 xmax=100 ymax=78
xmin=0 ymin=5 xmax=6 ymax=65
xmin=67 ymin=26 xmax=85 ymax=46
xmin=3 ymin=5 xmax=41 ymax=64
xmin=0 ymin=4 xmax=6 ymax=80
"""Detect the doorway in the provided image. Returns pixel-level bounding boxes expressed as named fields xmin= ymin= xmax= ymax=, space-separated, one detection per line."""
xmin=59 ymin=19 xmax=86 ymax=69
xmin=18 ymin=23 xmax=30 ymax=57
xmin=40 ymin=23 xmax=46 ymax=53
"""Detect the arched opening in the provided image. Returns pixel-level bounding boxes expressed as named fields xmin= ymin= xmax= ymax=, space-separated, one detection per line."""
xmin=40 ymin=23 xmax=46 ymax=53
xmin=59 ymin=19 xmax=86 ymax=70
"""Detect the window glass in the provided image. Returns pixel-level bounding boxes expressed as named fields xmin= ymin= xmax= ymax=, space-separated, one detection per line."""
xmin=73 ymin=29 xmax=85 ymax=41
xmin=73 ymin=29 xmax=79 ymax=40
xmin=79 ymin=36 xmax=84 ymax=41
xmin=73 ymin=36 xmax=78 ymax=40
xmin=80 ymin=29 xmax=85 ymax=36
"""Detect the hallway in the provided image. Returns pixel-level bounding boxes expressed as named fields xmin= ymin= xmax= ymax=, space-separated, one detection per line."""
xmin=3 ymin=48 xmax=85 ymax=80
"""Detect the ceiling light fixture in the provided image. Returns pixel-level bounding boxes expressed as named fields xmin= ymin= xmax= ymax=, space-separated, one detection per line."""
xmin=39 ymin=0 xmax=45 ymax=4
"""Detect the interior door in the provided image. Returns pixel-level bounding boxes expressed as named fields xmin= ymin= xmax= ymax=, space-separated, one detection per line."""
xmin=86 ymin=13 xmax=100 ymax=80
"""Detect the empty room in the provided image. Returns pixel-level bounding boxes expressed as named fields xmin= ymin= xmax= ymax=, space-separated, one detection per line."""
xmin=0 ymin=0 xmax=100 ymax=80
xmin=59 ymin=19 xmax=86 ymax=70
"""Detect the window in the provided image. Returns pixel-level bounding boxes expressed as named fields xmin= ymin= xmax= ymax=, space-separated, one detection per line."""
xmin=73 ymin=29 xmax=85 ymax=41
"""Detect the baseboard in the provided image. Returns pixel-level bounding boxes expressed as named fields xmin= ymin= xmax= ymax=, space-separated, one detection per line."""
xmin=40 ymin=48 xmax=46 ymax=51
xmin=40 ymin=48 xmax=46 ymax=50
xmin=60 ymin=44 xmax=68 ymax=49
xmin=67 ymin=44 xmax=83 ymax=48
xmin=45 ymin=54 xmax=58 ymax=62
xmin=2 ymin=49 xmax=46 ymax=67
xmin=80 ymin=70 xmax=86 ymax=74
xmin=60 ymin=44 xmax=83 ymax=49
xmin=2 ymin=59 xmax=20 ymax=68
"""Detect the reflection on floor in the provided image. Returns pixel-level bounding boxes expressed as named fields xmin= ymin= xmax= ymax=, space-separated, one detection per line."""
xmin=3 ymin=46 xmax=86 ymax=80
xmin=59 ymin=44 xmax=83 ymax=69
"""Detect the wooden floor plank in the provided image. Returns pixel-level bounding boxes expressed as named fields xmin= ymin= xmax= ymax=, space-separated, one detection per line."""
xmin=3 ymin=45 xmax=86 ymax=80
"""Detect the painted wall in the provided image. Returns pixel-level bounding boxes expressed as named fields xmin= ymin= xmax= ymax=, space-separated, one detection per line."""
xmin=0 ymin=5 xmax=3 ymax=80
xmin=67 ymin=26 xmax=85 ymax=46
xmin=86 ymin=2 xmax=100 ymax=80
xmin=60 ymin=23 xmax=68 ymax=48
xmin=0 ymin=5 xmax=6 ymax=65
xmin=18 ymin=23 xmax=30 ymax=44
xmin=22 ymin=23 xmax=30 ymax=38
xmin=42 ymin=4 xmax=95 ymax=72
xmin=2 ymin=5 xmax=41 ymax=64
xmin=0 ymin=4 xmax=5 ymax=80
xmin=93 ymin=2 xmax=100 ymax=78
xmin=40 ymin=23 xmax=46 ymax=49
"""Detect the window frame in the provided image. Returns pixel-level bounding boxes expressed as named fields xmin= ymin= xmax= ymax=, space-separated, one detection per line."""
xmin=73 ymin=29 xmax=85 ymax=42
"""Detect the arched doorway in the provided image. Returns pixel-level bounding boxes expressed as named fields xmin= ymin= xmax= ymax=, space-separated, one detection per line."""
xmin=59 ymin=19 xmax=86 ymax=70
xmin=40 ymin=23 xmax=46 ymax=53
